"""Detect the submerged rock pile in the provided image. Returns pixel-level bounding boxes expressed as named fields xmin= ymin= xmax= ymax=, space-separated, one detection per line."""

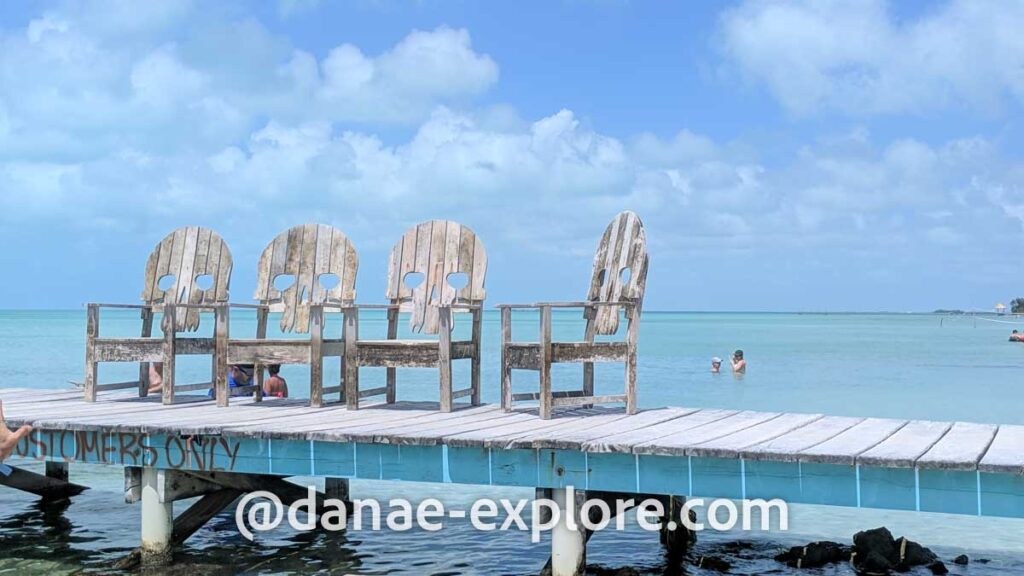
xmin=775 ymin=527 xmax=964 ymax=575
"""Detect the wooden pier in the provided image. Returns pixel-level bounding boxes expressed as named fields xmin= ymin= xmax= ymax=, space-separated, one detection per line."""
xmin=3 ymin=387 xmax=1024 ymax=574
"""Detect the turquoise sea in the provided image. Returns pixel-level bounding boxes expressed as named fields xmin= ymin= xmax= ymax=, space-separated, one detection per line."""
xmin=2 ymin=310 xmax=1024 ymax=574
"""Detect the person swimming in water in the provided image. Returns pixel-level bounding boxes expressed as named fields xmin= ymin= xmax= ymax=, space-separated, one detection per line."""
xmin=711 ymin=357 xmax=722 ymax=373
xmin=731 ymin=350 xmax=746 ymax=373
xmin=1012 ymin=330 xmax=1023 ymax=342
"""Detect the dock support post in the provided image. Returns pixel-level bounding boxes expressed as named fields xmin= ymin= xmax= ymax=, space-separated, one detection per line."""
xmin=325 ymin=477 xmax=349 ymax=501
xmin=45 ymin=460 xmax=69 ymax=483
xmin=550 ymin=487 xmax=586 ymax=576
xmin=659 ymin=495 xmax=694 ymax=561
xmin=140 ymin=467 xmax=173 ymax=566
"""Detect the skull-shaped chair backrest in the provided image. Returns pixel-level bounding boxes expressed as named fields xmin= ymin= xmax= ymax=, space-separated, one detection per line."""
xmin=142 ymin=227 xmax=233 ymax=332
xmin=586 ymin=211 xmax=648 ymax=335
xmin=386 ymin=220 xmax=487 ymax=334
xmin=254 ymin=223 xmax=358 ymax=333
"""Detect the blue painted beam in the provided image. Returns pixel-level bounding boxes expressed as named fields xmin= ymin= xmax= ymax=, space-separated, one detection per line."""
xmin=8 ymin=428 xmax=1024 ymax=519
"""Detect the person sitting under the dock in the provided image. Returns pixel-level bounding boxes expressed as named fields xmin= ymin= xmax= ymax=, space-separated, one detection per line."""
xmin=148 ymin=362 xmax=163 ymax=394
xmin=731 ymin=350 xmax=746 ymax=373
xmin=1011 ymin=330 xmax=1023 ymax=342
xmin=711 ymin=357 xmax=722 ymax=373
xmin=206 ymin=364 xmax=256 ymax=398
xmin=263 ymin=364 xmax=288 ymax=398
xmin=0 ymin=400 xmax=32 ymax=463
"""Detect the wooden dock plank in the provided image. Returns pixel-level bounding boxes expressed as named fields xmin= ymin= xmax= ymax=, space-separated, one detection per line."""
xmin=743 ymin=416 xmax=864 ymax=462
xmin=306 ymin=404 xmax=505 ymax=443
xmin=917 ymin=422 xmax=998 ymax=471
xmin=2 ymin=387 xmax=1022 ymax=475
xmin=633 ymin=411 xmax=782 ymax=456
xmin=444 ymin=407 xmax=616 ymax=448
xmin=582 ymin=408 xmax=736 ymax=453
xmin=857 ymin=420 xmax=952 ymax=468
xmin=688 ymin=413 xmax=824 ymax=459
xmin=979 ymin=425 xmax=1024 ymax=474
xmin=507 ymin=408 xmax=687 ymax=451
xmin=799 ymin=418 xmax=908 ymax=465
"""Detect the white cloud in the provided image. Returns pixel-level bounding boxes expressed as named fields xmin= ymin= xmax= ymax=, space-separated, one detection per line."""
xmin=311 ymin=27 xmax=498 ymax=122
xmin=0 ymin=1 xmax=1023 ymax=310
xmin=718 ymin=0 xmax=1024 ymax=115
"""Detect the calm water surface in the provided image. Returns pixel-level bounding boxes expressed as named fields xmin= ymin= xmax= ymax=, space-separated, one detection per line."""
xmin=2 ymin=310 xmax=1023 ymax=574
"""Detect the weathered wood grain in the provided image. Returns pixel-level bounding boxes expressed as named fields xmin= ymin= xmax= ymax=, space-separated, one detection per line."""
xmin=499 ymin=211 xmax=647 ymax=418
xmin=798 ymin=418 xmax=908 ymax=465
xmin=633 ymin=411 xmax=783 ymax=457
xmin=979 ymin=425 xmax=1024 ymax=473
xmin=687 ymin=413 xmax=824 ymax=459
xmin=858 ymin=420 xmax=952 ymax=468
xmin=252 ymin=224 xmax=357 ymax=334
xmin=743 ymin=416 xmax=864 ymax=462
xmin=916 ymin=421 xmax=997 ymax=471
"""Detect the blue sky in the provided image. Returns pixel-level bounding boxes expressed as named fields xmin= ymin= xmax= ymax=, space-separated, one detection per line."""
xmin=1 ymin=0 xmax=1022 ymax=311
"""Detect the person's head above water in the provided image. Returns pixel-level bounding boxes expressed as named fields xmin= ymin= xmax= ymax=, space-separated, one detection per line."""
xmin=733 ymin=350 xmax=743 ymax=360
xmin=711 ymin=357 xmax=722 ymax=365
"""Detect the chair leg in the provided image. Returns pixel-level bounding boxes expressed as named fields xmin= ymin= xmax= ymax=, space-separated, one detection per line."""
xmin=438 ymin=307 xmax=453 ymax=413
xmin=310 ymin=357 xmax=324 ymax=408
xmin=582 ymin=362 xmax=594 ymax=409
xmin=500 ymin=307 xmax=512 ymax=412
xmin=471 ymin=308 xmax=482 ymax=406
xmin=344 ymin=308 xmax=359 ymax=410
xmin=161 ymin=305 xmax=176 ymax=405
xmin=625 ymin=311 xmax=639 ymax=415
xmin=539 ymin=306 xmax=552 ymax=420
xmin=309 ymin=305 xmax=324 ymax=408
xmin=162 ymin=336 xmax=176 ymax=406
xmin=139 ymin=308 xmax=154 ymax=398
xmin=254 ymin=306 xmax=268 ymax=403
xmin=386 ymin=307 xmax=398 ymax=404
xmin=84 ymin=305 xmax=99 ymax=402
xmin=214 ymin=305 xmax=229 ymax=407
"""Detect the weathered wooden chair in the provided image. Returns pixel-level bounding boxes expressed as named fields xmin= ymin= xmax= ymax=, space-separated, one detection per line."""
xmin=85 ymin=227 xmax=233 ymax=405
xmin=343 ymin=220 xmax=486 ymax=412
xmin=225 ymin=224 xmax=357 ymax=407
xmin=499 ymin=211 xmax=648 ymax=419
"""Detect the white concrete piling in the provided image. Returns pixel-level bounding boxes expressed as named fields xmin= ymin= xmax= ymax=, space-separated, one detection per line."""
xmin=550 ymin=488 xmax=586 ymax=576
xmin=140 ymin=467 xmax=173 ymax=565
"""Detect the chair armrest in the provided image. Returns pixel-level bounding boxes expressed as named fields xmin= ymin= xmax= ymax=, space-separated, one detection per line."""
xmin=86 ymin=302 xmax=152 ymax=310
xmin=329 ymin=303 xmax=396 ymax=310
xmin=225 ymin=302 xmax=267 ymax=310
xmin=166 ymin=303 xmax=226 ymax=310
xmin=330 ymin=302 xmax=482 ymax=311
xmin=496 ymin=301 xmax=635 ymax=309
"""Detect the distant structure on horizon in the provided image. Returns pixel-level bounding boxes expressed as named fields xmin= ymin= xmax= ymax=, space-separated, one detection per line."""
xmin=995 ymin=303 xmax=1007 ymax=315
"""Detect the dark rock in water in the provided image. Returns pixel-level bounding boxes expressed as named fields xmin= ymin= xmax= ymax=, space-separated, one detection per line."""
xmin=927 ymin=560 xmax=950 ymax=575
xmin=852 ymin=549 xmax=895 ymax=575
xmin=896 ymin=536 xmax=938 ymax=569
xmin=850 ymin=527 xmax=937 ymax=573
xmin=775 ymin=541 xmax=850 ymax=568
xmin=590 ymin=568 xmax=640 ymax=576
xmin=695 ymin=555 xmax=731 ymax=572
xmin=853 ymin=527 xmax=899 ymax=565
xmin=952 ymin=554 xmax=969 ymax=565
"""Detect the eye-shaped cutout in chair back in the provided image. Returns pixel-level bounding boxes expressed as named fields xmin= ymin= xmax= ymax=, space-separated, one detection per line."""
xmin=254 ymin=224 xmax=358 ymax=333
xmin=586 ymin=211 xmax=648 ymax=335
xmin=141 ymin=227 xmax=233 ymax=333
xmin=385 ymin=220 xmax=487 ymax=334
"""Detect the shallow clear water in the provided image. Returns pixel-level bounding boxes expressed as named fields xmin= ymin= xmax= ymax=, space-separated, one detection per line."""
xmin=2 ymin=310 xmax=1024 ymax=574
